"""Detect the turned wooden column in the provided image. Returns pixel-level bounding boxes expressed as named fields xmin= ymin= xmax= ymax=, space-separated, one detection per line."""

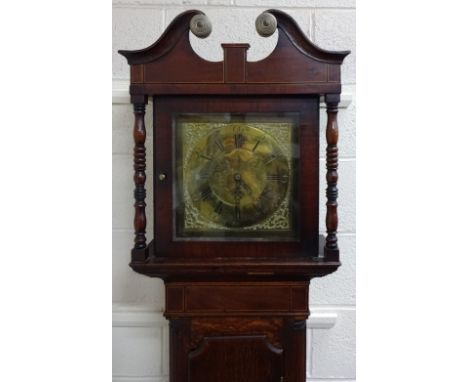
xmin=324 ymin=93 xmax=340 ymax=261
xmin=131 ymin=95 xmax=148 ymax=262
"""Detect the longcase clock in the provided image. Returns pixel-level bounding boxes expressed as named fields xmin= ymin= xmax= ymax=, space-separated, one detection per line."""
xmin=119 ymin=9 xmax=350 ymax=382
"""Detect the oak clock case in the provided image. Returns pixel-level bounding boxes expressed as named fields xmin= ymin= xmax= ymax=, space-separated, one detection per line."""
xmin=119 ymin=9 xmax=349 ymax=382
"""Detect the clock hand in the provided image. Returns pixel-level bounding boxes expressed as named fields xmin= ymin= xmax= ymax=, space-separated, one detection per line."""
xmin=233 ymin=173 xmax=243 ymax=198
xmin=233 ymin=173 xmax=242 ymax=221
xmin=239 ymin=178 xmax=253 ymax=197
xmin=234 ymin=172 xmax=254 ymax=200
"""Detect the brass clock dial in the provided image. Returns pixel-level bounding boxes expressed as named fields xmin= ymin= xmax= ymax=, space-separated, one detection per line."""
xmin=186 ymin=124 xmax=290 ymax=228
xmin=175 ymin=113 xmax=298 ymax=240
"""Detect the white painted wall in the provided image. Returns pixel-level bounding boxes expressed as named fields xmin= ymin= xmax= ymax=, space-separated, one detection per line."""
xmin=112 ymin=1 xmax=355 ymax=381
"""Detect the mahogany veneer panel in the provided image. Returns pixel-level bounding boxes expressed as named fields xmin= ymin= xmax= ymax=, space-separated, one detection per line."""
xmin=169 ymin=316 xmax=307 ymax=382
xmin=185 ymin=285 xmax=290 ymax=312
xmin=165 ymin=282 xmax=309 ymax=318
xmin=120 ymin=9 xmax=349 ymax=95
xmin=143 ymin=34 xmax=223 ymax=84
xmin=190 ymin=317 xmax=284 ymax=348
xmin=246 ymin=30 xmax=328 ymax=83
xmin=188 ymin=336 xmax=283 ymax=382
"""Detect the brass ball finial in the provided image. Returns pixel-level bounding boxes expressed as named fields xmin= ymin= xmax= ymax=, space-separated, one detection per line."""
xmin=255 ymin=12 xmax=277 ymax=37
xmin=190 ymin=14 xmax=212 ymax=38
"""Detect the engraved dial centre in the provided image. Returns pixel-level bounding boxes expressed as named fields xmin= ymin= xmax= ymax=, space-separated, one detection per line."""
xmin=186 ymin=124 xmax=290 ymax=228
